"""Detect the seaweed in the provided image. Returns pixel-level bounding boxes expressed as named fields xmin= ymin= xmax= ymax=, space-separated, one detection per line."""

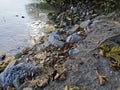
xmin=99 ymin=44 xmax=120 ymax=70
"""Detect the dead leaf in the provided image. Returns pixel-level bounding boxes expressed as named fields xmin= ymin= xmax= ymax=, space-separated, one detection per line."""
xmin=96 ymin=70 xmax=107 ymax=85
xmin=64 ymin=85 xmax=87 ymax=90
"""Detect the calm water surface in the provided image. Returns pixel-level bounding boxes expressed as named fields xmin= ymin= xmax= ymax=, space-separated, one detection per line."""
xmin=0 ymin=0 xmax=55 ymax=56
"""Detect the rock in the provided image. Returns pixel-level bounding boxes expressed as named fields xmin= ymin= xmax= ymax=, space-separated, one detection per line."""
xmin=23 ymin=87 xmax=33 ymax=90
xmin=66 ymin=24 xmax=79 ymax=34
xmin=66 ymin=33 xmax=82 ymax=43
xmin=0 ymin=63 xmax=41 ymax=88
xmin=48 ymin=31 xmax=65 ymax=47
xmin=71 ymin=6 xmax=77 ymax=14
xmin=42 ymin=41 xmax=51 ymax=48
xmin=80 ymin=20 xmax=91 ymax=28
xmin=63 ymin=60 xmax=74 ymax=69
xmin=16 ymin=15 xmax=19 ymax=17
xmin=69 ymin=48 xmax=80 ymax=56
xmin=56 ymin=30 xmax=66 ymax=35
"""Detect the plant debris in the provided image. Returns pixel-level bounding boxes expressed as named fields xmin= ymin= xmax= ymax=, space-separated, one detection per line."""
xmin=96 ymin=70 xmax=107 ymax=85
xmin=0 ymin=57 xmax=15 ymax=72
xmin=64 ymin=85 xmax=87 ymax=90
xmin=29 ymin=77 xmax=49 ymax=88
xmin=93 ymin=53 xmax=100 ymax=59
xmin=99 ymin=44 xmax=120 ymax=70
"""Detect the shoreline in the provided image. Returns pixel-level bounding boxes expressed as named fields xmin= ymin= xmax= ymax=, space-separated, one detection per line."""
xmin=0 ymin=2 xmax=120 ymax=90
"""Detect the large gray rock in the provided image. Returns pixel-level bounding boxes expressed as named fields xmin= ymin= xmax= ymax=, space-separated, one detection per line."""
xmin=48 ymin=31 xmax=65 ymax=47
xmin=0 ymin=63 xmax=41 ymax=89
xmin=66 ymin=33 xmax=82 ymax=43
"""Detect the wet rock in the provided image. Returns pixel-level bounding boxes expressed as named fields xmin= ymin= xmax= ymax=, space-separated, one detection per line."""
xmin=0 ymin=63 xmax=41 ymax=88
xmin=80 ymin=20 xmax=91 ymax=28
xmin=0 ymin=57 xmax=15 ymax=73
xmin=65 ymin=24 xmax=79 ymax=34
xmin=69 ymin=48 xmax=80 ymax=56
xmin=66 ymin=33 xmax=82 ymax=43
xmin=42 ymin=41 xmax=51 ymax=48
xmin=63 ymin=60 xmax=74 ymax=69
xmin=56 ymin=30 xmax=66 ymax=35
xmin=48 ymin=31 xmax=65 ymax=47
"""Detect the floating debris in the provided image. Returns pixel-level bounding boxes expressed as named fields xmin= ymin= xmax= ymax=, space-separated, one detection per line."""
xmin=22 ymin=16 xmax=25 ymax=18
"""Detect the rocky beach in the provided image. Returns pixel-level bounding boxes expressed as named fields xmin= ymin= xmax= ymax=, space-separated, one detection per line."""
xmin=0 ymin=0 xmax=120 ymax=90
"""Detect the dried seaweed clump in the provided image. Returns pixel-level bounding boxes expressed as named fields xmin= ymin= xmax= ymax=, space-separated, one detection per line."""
xmin=99 ymin=44 xmax=120 ymax=70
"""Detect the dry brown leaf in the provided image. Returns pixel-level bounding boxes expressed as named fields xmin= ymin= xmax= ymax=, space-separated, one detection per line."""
xmin=96 ymin=70 xmax=107 ymax=85
xmin=54 ymin=68 xmax=66 ymax=80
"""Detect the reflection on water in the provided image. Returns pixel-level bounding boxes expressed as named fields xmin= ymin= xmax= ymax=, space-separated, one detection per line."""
xmin=25 ymin=1 xmax=57 ymax=21
xmin=0 ymin=0 xmax=56 ymax=56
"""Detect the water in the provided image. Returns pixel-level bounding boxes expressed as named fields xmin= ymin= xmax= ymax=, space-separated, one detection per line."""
xmin=0 ymin=0 xmax=56 ymax=56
